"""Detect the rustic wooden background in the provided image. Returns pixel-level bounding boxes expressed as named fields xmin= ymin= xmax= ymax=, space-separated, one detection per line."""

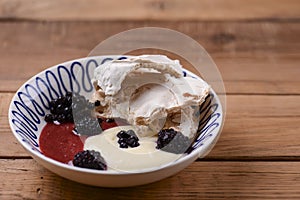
xmin=1 ymin=0 xmax=300 ymax=199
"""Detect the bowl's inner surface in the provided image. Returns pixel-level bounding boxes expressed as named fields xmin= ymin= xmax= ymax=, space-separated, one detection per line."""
xmin=9 ymin=56 xmax=222 ymax=170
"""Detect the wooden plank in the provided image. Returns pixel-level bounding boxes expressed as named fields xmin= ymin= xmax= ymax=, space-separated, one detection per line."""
xmin=216 ymin=56 xmax=300 ymax=95
xmin=0 ymin=93 xmax=27 ymax=157
xmin=227 ymin=95 xmax=300 ymax=117
xmin=3 ymin=93 xmax=300 ymax=158
xmin=0 ymin=21 xmax=298 ymax=55
xmin=1 ymin=159 xmax=300 ymax=199
xmin=210 ymin=116 xmax=300 ymax=159
xmin=0 ymin=0 xmax=299 ymax=21
xmin=0 ymin=21 xmax=299 ymax=94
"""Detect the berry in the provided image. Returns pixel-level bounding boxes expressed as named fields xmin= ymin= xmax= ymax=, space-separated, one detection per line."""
xmin=100 ymin=118 xmax=118 ymax=130
xmin=97 ymin=118 xmax=103 ymax=123
xmin=44 ymin=91 xmax=105 ymax=136
xmin=119 ymin=142 xmax=128 ymax=148
xmin=94 ymin=100 xmax=100 ymax=107
xmin=44 ymin=114 xmax=54 ymax=122
xmin=116 ymin=130 xmax=127 ymax=138
xmin=156 ymin=129 xmax=191 ymax=154
xmin=116 ymin=130 xmax=140 ymax=148
xmin=44 ymin=92 xmax=75 ymax=124
xmin=74 ymin=116 xmax=102 ymax=136
xmin=73 ymin=150 xmax=107 ymax=170
xmin=44 ymin=91 xmax=120 ymax=136
xmin=71 ymin=93 xmax=94 ymax=117
xmin=71 ymin=93 xmax=104 ymax=136
xmin=127 ymin=129 xmax=136 ymax=137
xmin=105 ymin=118 xmax=115 ymax=123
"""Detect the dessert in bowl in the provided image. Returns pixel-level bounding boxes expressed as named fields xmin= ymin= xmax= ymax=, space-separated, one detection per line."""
xmin=8 ymin=55 xmax=223 ymax=187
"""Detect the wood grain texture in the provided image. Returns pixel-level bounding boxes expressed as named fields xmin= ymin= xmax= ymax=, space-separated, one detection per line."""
xmin=0 ymin=0 xmax=299 ymax=21
xmin=0 ymin=21 xmax=299 ymax=94
xmin=1 ymin=1 xmax=299 ymax=197
xmin=3 ymin=93 xmax=300 ymax=158
xmin=1 ymin=159 xmax=300 ymax=199
xmin=0 ymin=93 xmax=27 ymax=157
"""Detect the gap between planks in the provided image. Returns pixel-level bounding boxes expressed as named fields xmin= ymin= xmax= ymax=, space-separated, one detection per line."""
xmin=1 ymin=159 xmax=300 ymax=199
xmin=0 ymin=0 xmax=299 ymax=21
xmin=2 ymin=156 xmax=300 ymax=162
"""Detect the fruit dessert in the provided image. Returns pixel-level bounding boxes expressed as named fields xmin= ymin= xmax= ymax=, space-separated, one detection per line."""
xmin=39 ymin=92 xmax=118 ymax=167
xmin=39 ymin=55 xmax=210 ymax=172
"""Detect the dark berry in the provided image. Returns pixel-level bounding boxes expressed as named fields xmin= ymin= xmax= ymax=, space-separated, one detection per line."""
xmin=45 ymin=92 xmax=120 ymax=136
xmin=56 ymin=114 xmax=66 ymax=123
xmin=156 ymin=129 xmax=191 ymax=154
xmin=100 ymin=119 xmax=118 ymax=130
xmin=50 ymin=106 xmax=56 ymax=114
xmin=45 ymin=91 xmax=75 ymax=123
xmin=44 ymin=91 xmax=106 ymax=137
xmin=86 ymin=102 xmax=94 ymax=110
xmin=71 ymin=102 xmax=81 ymax=111
xmin=119 ymin=142 xmax=128 ymax=148
xmin=66 ymin=113 xmax=73 ymax=121
xmin=66 ymin=91 xmax=72 ymax=97
xmin=127 ymin=137 xmax=137 ymax=146
xmin=44 ymin=114 xmax=54 ymax=122
xmin=56 ymin=104 xmax=64 ymax=114
xmin=97 ymin=118 xmax=103 ymax=123
xmin=127 ymin=129 xmax=137 ymax=137
xmin=117 ymin=137 xmax=126 ymax=144
xmin=117 ymin=130 xmax=128 ymax=138
xmin=74 ymin=116 xmax=102 ymax=136
xmin=73 ymin=150 xmax=107 ymax=170
xmin=106 ymin=118 xmax=115 ymax=123
xmin=64 ymin=107 xmax=70 ymax=113
xmin=72 ymin=94 xmax=96 ymax=119
xmin=116 ymin=130 xmax=139 ymax=148
xmin=94 ymin=100 xmax=100 ymax=106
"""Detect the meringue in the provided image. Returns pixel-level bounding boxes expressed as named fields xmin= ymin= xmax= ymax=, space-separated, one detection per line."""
xmin=92 ymin=55 xmax=210 ymax=138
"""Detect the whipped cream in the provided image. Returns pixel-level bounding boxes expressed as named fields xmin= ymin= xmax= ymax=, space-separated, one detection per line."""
xmin=92 ymin=55 xmax=210 ymax=138
xmin=84 ymin=126 xmax=182 ymax=172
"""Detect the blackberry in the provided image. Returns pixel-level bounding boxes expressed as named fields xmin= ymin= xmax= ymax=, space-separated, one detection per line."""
xmin=105 ymin=118 xmax=115 ymax=123
xmin=71 ymin=93 xmax=104 ymax=136
xmin=71 ymin=93 xmax=94 ymax=118
xmin=74 ymin=116 xmax=102 ymax=136
xmin=94 ymin=100 xmax=100 ymax=107
xmin=97 ymin=118 xmax=103 ymax=123
xmin=44 ymin=92 xmax=74 ymax=124
xmin=73 ymin=150 xmax=107 ymax=170
xmin=44 ymin=91 xmax=104 ymax=136
xmin=156 ymin=129 xmax=191 ymax=154
xmin=44 ymin=114 xmax=54 ymax=122
xmin=116 ymin=130 xmax=140 ymax=148
xmin=45 ymin=92 xmax=94 ymax=123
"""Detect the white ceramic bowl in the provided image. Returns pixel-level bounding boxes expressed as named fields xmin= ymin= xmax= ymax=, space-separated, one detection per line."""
xmin=8 ymin=56 xmax=224 ymax=187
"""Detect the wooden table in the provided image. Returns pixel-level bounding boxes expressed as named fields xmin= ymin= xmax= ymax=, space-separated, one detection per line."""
xmin=1 ymin=0 xmax=300 ymax=199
